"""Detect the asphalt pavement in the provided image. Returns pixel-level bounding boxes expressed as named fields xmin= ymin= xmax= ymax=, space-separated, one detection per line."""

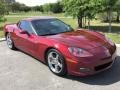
xmin=0 ymin=41 xmax=120 ymax=90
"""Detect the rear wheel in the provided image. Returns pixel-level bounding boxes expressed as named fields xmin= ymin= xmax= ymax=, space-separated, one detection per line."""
xmin=6 ymin=33 xmax=16 ymax=50
xmin=46 ymin=49 xmax=67 ymax=76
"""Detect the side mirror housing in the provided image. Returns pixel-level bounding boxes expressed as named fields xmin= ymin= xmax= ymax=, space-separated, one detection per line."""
xmin=20 ymin=30 xmax=30 ymax=36
xmin=20 ymin=30 xmax=27 ymax=34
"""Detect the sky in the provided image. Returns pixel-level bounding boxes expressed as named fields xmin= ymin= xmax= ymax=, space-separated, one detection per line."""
xmin=16 ymin=0 xmax=58 ymax=6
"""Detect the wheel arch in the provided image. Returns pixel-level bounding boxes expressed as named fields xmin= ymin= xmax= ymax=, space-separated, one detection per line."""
xmin=5 ymin=32 xmax=8 ymax=38
xmin=44 ymin=47 xmax=57 ymax=63
xmin=44 ymin=47 xmax=66 ymax=63
xmin=44 ymin=47 xmax=68 ymax=76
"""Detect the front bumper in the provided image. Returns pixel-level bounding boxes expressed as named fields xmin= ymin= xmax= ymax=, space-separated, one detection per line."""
xmin=66 ymin=50 xmax=117 ymax=76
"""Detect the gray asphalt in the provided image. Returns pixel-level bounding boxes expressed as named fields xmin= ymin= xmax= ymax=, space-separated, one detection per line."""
xmin=0 ymin=41 xmax=120 ymax=90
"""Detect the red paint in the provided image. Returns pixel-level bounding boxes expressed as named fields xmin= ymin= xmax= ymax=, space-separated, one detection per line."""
xmin=4 ymin=18 xmax=116 ymax=76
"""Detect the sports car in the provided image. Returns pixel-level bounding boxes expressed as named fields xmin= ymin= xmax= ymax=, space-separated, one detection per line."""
xmin=4 ymin=17 xmax=116 ymax=76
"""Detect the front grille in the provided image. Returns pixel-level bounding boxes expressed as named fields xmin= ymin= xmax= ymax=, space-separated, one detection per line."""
xmin=95 ymin=62 xmax=112 ymax=71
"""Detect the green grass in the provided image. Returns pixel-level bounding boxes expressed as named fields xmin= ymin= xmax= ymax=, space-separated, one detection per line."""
xmin=0 ymin=12 xmax=120 ymax=43
xmin=106 ymin=33 xmax=120 ymax=44
xmin=0 ymin=23 xmax=4 ymax=38
xmin=0 ymin=29 xmax=3 ymax=38
xmin=90 ymin=19 xmax=120 ymax=33
xmin=60 ymin=18 xmax=77 ymax=28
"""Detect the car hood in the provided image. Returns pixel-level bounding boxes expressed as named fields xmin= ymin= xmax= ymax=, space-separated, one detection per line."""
xmin=46 ymin=30 xmax=108 ymax=50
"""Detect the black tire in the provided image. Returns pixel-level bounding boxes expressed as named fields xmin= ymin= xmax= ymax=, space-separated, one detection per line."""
xmin=46 ymin=49 xmax=67 ymax=76
xmin=6 ymin=33 xmax=16 ymax=50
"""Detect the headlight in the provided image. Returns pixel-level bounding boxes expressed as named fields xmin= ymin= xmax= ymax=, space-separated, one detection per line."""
xmin=68 ymin=47 xmax=93 ymax=57
xmin=105 ymin=36 xmax=114 ymax=46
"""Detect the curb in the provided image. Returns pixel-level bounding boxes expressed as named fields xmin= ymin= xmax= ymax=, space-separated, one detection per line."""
xmin=0 ymin=38 xmax=5 ymax=42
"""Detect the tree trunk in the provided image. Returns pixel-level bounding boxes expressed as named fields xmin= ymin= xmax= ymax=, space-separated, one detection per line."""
xmin=106 ymin=11 xmax=109 ymax=22
xmin=82 ymin=16 xmax=85 ymax=28
xmin=88 ymin=18 xmax=90 ymax=29
xmin=108 ymin=8 xmax=112 ymax=33
xmin=78 ymin=15 xmax=83 ymax=28
xmin=85 ymin=16 xmax=87 ymax=28
xmin=83 ymin=16 xmax=87 ymax=28
xmin=116 ymin=11 xmax=120 ymax=22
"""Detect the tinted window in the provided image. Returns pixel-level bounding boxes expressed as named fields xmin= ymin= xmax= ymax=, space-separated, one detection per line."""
xmin=19 ymin=20 xmax=34 ymax=34
xmin=31 ymin=19 xmax=73 ymax=36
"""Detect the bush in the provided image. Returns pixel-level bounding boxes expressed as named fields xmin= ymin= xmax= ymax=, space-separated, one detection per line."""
xmin=0 ymin=16 xmax=6 ymax=22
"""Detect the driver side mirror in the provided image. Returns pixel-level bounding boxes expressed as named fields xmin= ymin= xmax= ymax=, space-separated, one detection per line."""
xmin=20 ymin=30 xmax=30 ymax=36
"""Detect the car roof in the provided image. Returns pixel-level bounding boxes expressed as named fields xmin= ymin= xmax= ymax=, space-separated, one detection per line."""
xmin=22 ymin=16 xmax=56 ymax=21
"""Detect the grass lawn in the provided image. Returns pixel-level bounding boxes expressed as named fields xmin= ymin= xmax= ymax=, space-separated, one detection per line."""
xmin=106 ymin=33 xmax=120 ymax=44
xmin=0 ymin=12 xmax=120 ymax=43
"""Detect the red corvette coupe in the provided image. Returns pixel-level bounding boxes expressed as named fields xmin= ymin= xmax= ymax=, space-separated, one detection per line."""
xmin=4 ymin=17 xmax=116 ymax=76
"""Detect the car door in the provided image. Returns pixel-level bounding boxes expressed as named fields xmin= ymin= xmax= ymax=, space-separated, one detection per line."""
xmin=13 ymin=20 xmax=39 ymax=56
xmin=12 ymin=21 xmax=28 ymax=50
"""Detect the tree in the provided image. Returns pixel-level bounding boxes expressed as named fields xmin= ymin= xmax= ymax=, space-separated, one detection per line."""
xmin=4 ymin=0 xmax=15 ymax=14
xmin=50 ymin=2 xmax=63 ymax=13
xmin=9 ymin=2 xmax=32 ymax=13
xmin=43 ymin=2 xmax=63 ymax=13
xmin=103 ymin=0 xmax=118 ymax=32
xmin=83 ymin=0 xmax=103 ymax=28
xmin=43 ymin=3 xmax=51 ymax=12
xmin=0 ymin=2 xmax=6 ymax=16
xmin=62 ymin=0 xmax=103 ymax=28
xmin=32 ymin=6 xmax=43 ymax=12
xmin=114 ymin=0 xmax=120 ymax=22
xmin=10 ymin=2 xmax=21 ymax=12
xmin=20 ymin=6 xmax=31 ymax=12
xmin=0 ymin=0 xmax=7 ymax=22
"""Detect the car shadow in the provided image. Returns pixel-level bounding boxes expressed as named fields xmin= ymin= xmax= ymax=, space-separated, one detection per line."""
xmin=65 ymin=56 xmax=120 ymax=85
xmin=16 ymin=47 xmax=120 ymax=85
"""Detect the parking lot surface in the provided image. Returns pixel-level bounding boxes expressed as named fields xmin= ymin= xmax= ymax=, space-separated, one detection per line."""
xmin=0 ymin=41 xmax=120 ymax=90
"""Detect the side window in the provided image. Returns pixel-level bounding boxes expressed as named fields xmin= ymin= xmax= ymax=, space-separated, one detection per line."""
xmin=19 ymin=20 xmax=34 ymax=34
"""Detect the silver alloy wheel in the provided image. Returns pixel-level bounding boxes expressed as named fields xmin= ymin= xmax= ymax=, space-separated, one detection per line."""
xmin=48 ymin=52 xmax=63 ymax=73
xmin=6 ymin=33 xmax=13 ymax=49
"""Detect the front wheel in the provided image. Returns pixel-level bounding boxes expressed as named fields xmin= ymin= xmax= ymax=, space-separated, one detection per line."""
xmin=6 ymin=33 xmax=16 ymax=50
xmin=46 ymin=49 xmax=67 ymax=76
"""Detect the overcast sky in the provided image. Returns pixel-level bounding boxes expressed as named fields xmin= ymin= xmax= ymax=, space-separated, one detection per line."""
xmin=16 ymin=0 xmax=58 ymax=6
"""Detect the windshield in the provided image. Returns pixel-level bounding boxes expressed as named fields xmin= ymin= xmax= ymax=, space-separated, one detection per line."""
xmin=31 ymin=19 xmax=73 ymax=36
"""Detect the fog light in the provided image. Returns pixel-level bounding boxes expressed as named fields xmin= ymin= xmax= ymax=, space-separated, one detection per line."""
xmin=80 ymin=68 xmax=90 ymax=72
